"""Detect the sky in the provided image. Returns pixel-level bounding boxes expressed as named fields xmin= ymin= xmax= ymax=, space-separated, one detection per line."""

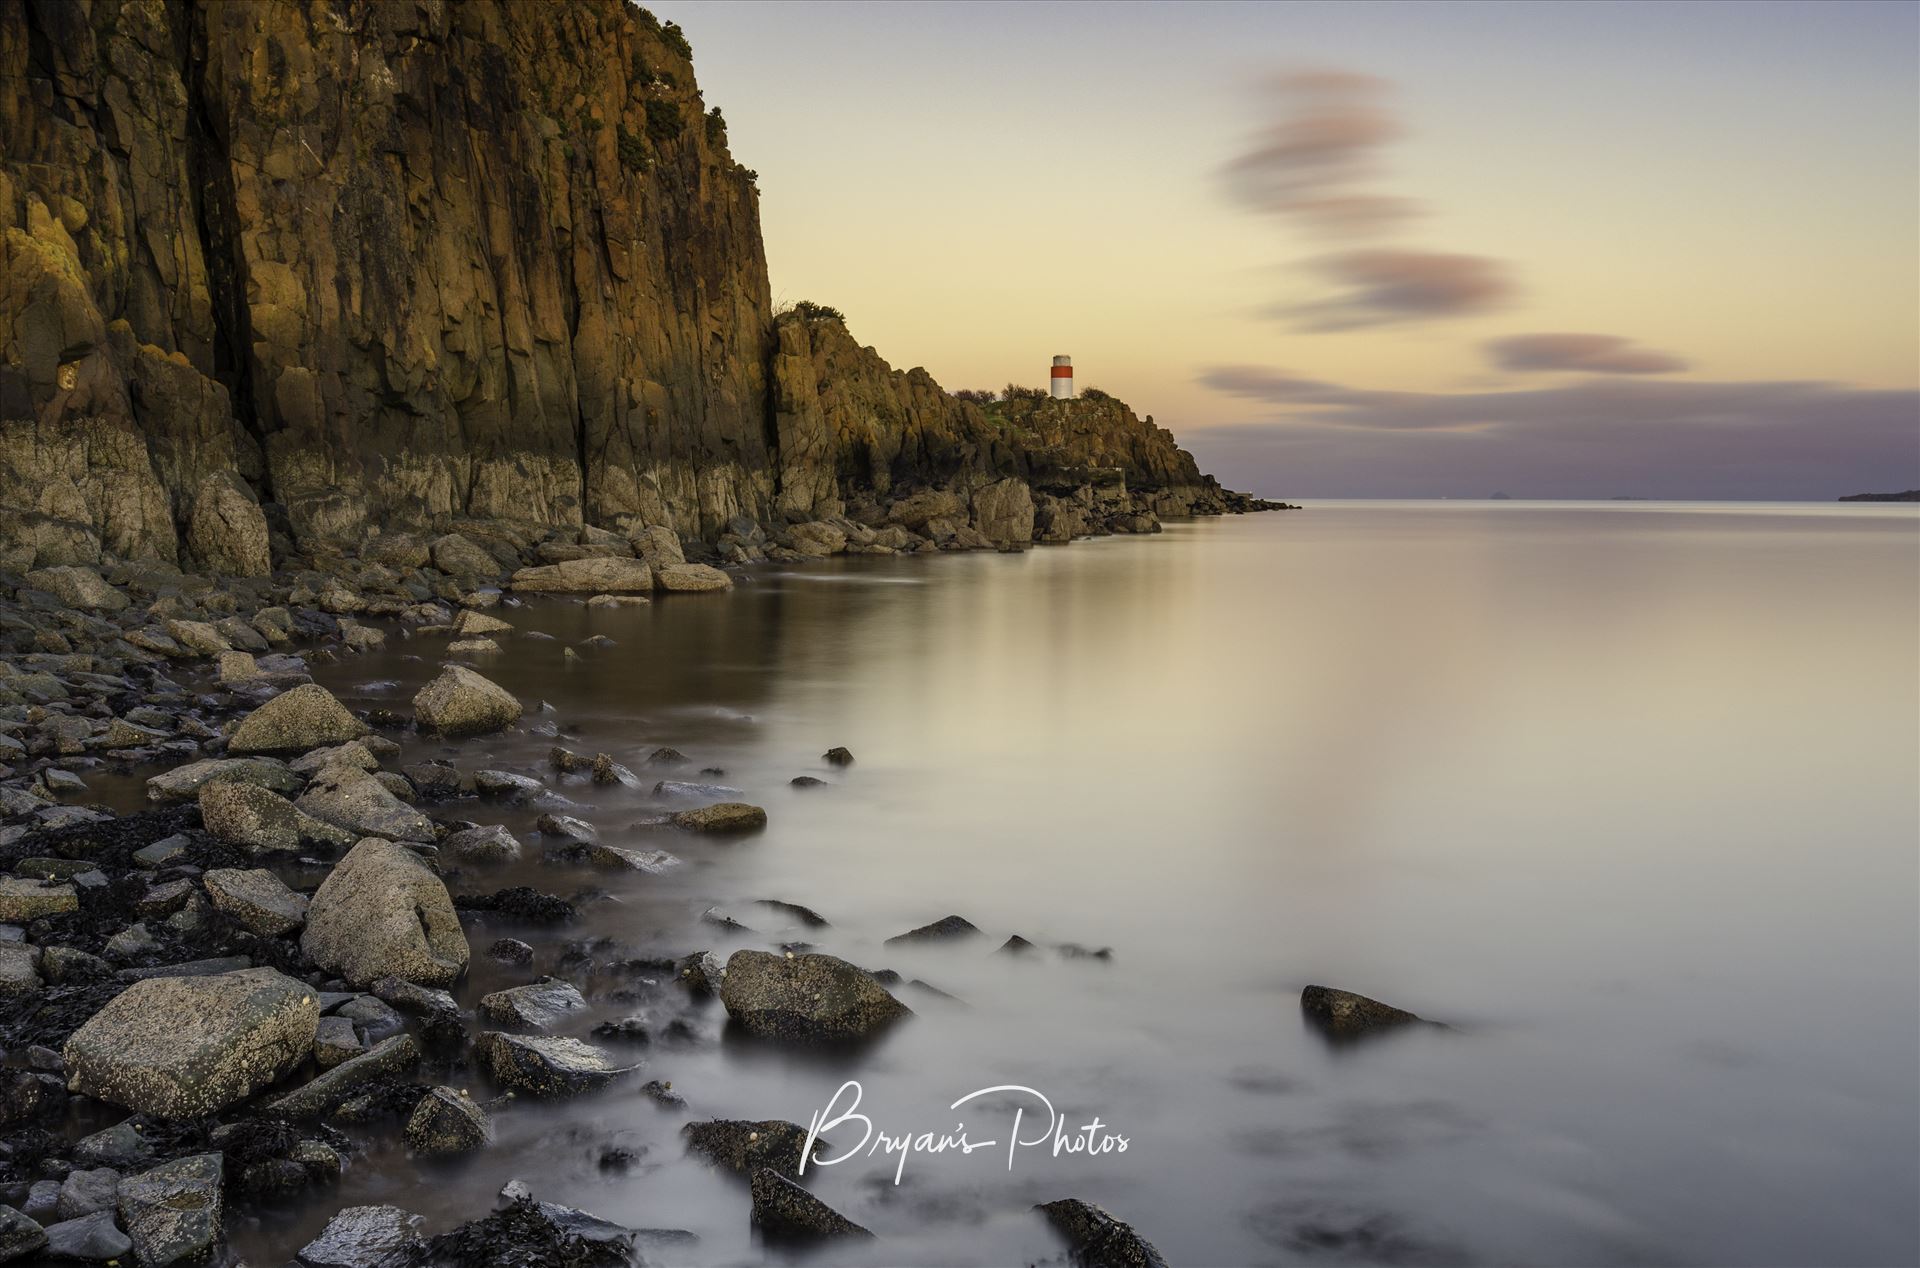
xmin=655 ymin=0 xmax=1919 ymax=499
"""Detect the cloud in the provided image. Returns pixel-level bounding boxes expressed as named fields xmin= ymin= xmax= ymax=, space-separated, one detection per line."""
xmin=1277 ymin=250 xmax=1515 ymax=330
xmin=1190 ymin=363 xmax=1920 ymax=498
xmin=1487 ymin=333 xmax=1689 ymax=374
xmin=1222 ymin=69 xmax=1420 ymax=238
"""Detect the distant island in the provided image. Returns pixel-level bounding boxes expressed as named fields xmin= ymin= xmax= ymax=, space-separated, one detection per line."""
xmin=1838 ymin=490 xmax=1920 ymax=502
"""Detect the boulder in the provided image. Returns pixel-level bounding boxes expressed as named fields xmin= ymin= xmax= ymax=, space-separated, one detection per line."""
xmin=429 ymin=533 xmax=503 ymax=579
xmin=886 ymin=915 xmax=981 ymax=945
xmin=444 ymin=824 xmax=521 ymax=864
xmin=480 ymin=978 xmax=589 ymax=1030
xmin=452 ymin=608 xmax=514 ymax=636
xmin=24 ymin=566 xmax=127 ymax=612
xmin=296 ymin=767 xmax=435 ymax=843
xmin=203 ymin=868 xmax=309 ymax=935
xmin=313 ymin=1016 xmax=363 ymax=1069
xmin=535 ymin=812 xmax=596 ymax=842
xmin=289 ymin=741 xmax=380 ymax=776
xmin=199 ymin=781 xmax=356 ymax=855
xmin=0 ymin=1207 xmax=46 ymax=1261
xmin=413 ymin=666 xmax=521 ymax=736
xmin=719 ymin=950 xmax=911 ymax=1043
xmin=1037 ymin=1199 xmax=1167 ymax=1268
xmin=187 ymin=473 xmax=272 ymax=576
xmin=669 ymin=802 xmax=767 ymax=833
xmin=823 ymin=746 xmax=855 ymax=766
xmin=405 ymin=1087 xmax=492 ymax=1156
xmin=653 ymin=563 xmax=732 ymax=593
xmin=301 ymin=839 xmax=469 ymax=987
xmin=297 ymin=1204 xmax=422 ymax=1268
xmin=0 ymin=878 xmax=78 ymax=922
xmin=475 ymin=1032 xmax=638 ymax=1097
xmin=41 ymin=1211 xmax=132 ymax=1262
xmin=784 ymin=521 xmax=846 ymax=557
xmin=216 ymin=650 xmax=259 ymax=685
xmin=682 ymin=1119 xmax=815 ymax=1179
xmin=509 ymin=557 xmax=654 ymax=593
xmin=630 ymin=525 xmax=685 ymax=567
xmin=0 ymin=943 xmax=43 ymax=996
xmin=55 ymin=1168 xmax=119 ymax=1221
xmin=971 ymin=477 xmax=1037 ymax=545
xmin=163 ymin=618 xmax=230 ymax=656
xmin=588 ymin=844 xmax=680 ymax=873
xmin=749 ymin=1167 xmax=873 ymax=1241
xmin=227 ymin=684 xmax=370 ymax=755
xmin=63 ymin=968 xmax=319 ymax=1118
xmin=1299 ymin=984 xmax=1425 ymax=1040
xmin=117 ymin=1153 xmax=223 ymax=1267
xmin=146 ymin=756 xmax=301 ymax=803
xmin=266 ymin=1034 xmax=419 ymax=1120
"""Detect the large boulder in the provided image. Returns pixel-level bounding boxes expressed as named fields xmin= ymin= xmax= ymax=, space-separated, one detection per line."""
xmin=413 ymin=666 xmax=521 ymax=737
xmin=719 ymin=950 xmax=911 ymax=1043
xmin=199 ymin=781 xmax=356 ymax=855
xmin=971 ymin=477 xmax=1036 ymax=545
xmin=301 ymin=839 xmax=469 ymax=988
xmin=117 ymin=1153 xmax=224 ymax=1267
xmin=24 ymin=565 xmax=127 ymax=612
xmin=630 ymin=525 xmax=685 ymax=568
xmin=186 ymin=473 xmax=272 ymax=576
xmin=227 ymin=684 xmax=370 ymax=755
xmin=296 ymin=767 xmax=435 ymax=843
xmin=63 ymin=968 xmax=319 ymax=1118
xmin=509 ymin=557 xmax=654 ymax=593
xmin=429 ymin=533 xmax=504 ymax=579
xmin=653 ymin=563 xmax=733 ymax=593
xmin=146 ymin=756 xmax=301 ymax=803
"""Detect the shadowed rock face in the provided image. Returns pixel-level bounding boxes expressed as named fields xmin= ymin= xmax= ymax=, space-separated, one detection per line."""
xmin=1038 ymin=1198 xmax=1170 ymax=1268
xmin=1300 ymin=984 xmax=1426 ymax=1041
xmin=0 ymin=1 xmax=1261 ymax=569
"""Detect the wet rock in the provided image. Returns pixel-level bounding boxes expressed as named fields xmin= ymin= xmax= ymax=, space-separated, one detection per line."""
xmin=0 ymin=877 xmax=78 ymax=922
xmin=510 ymin=557 xmax=655 ymax=594
xmin=266 ymin=1034 xmax=420 ymax=1120
xmin=1057 ymin=942 xmax=1113 ymax=961
xmin=488 ymin=938 xmax=535 ymax=965
xmin=998 ymin=934 xmax=1037 ymax=955
xmin=587 ymin=844 xmax=680 ymax=873
xmin=199 ymin=781 xmax=356 ymax=855
xmin=447 ymin=636 xmax=500 ymax=655
xmin=25 ymin=566 xmax=127 ymax=613
xmin=335 ymin=995 xmax=405 ymax=1042
xmin=216 ymin=650 xmax=259 ymax=685
xmin=405 ymin=1086 xmax=492 ymax=1157
xmin=749 ymin=1167 xmax=874 ymax=1242
xmin=0 ymin=1207 xmax=47 ymax=1261
xmin=414 ymin=1195 xmax=630 ymax=1268
xmin=682 ymin=1119 xmax=816 ymax=1180
xmin=473 ymin=769 xmax=543 ymax=801
xmin=296 ymin=1203 xmax=422 ymax=1268
xmin=1300 ymin=985 xmax=1425 ymax=1040
xmin=591 ymin=753 xmax=638 ymax=786
xmin=313 ymin=1016 xmax=363 ymax=1069
xmin=145 ymin=756 xmax=302 ymax=803
xmin=41 ymin=1210 xmax=131 ymax=1262
xmin=104 ymin=923 xmax=160 ymax=962
xmin=0 ymin=942 xmax=42 ymax=995
xmin=476 ymin=1032 xmax=639 ymax=1097
xmin=535 ymin=812 xmax=597 ymax=842
xmin=676 ymin=950 xmax=727 ymax=994
xmin=289 ymin=741 xmax=380 ymax=776
xmin=885 ymin=914 xmax=982 ymax=945
xmin=63 ymin=968 xmax=319 ymax=1118
xmin=1037 ymin=1198 xmax=1169 ymax=1268
xmin=654 ymin=563 xmax=733 ymax=592
xmin=647 ymin=746 xmax=688 ymax=766
xmin=719 ymin=950 xmax=911 ymax=1043
xmin=654 ymin=779 xmax=742 ymax=800
xmin=431 ymin=534 xmax=503 ymax=580
xmin=790 ymin=775 xmax=825 ymax=788
xmin=203 ymin=868 xmax=309 ymax=936
xmin=757 ymin=899 xmax=830 ymax=928
xmin=296 ymin=767 xmax=435 ymax=843
xmin=55 ymin=1169 xmax=119 ymax=1221
xmin=301 ymin=838 xmax=469 ymax=987
xmin=73 ymin=1121 xmax=156 ymax=1170
xmin=163 ymin=618 xmax=230 ymax=657
xmin=823 ymin=746 xmax=855 ymax=766
xmin=453 ymin=886 xmax=577 ymax=924
xmin=669 ymin=802 xmax=767 ymax=833
xmin=445 ymin=824 xmax=521 ymax=864
xmin=452 ymin=608 xmax=514 ymax=637
xmin=227 ymin=683 xmax=370 ymax=754
xmin=117 ymin=1153 xmax=222 ymax=1267
xmin=481 ymin=978 xmax=589 ymax=1030
xmin=413 ymin=665 xmax=522 ymax=737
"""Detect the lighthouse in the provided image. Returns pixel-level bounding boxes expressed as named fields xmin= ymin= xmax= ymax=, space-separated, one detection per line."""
xmin=1050 ymin=355 xmax=1074 ymax=400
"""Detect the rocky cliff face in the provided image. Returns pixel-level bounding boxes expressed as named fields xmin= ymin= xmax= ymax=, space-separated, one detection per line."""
xmin=1 ymin=0 xmax=1268 ymax=575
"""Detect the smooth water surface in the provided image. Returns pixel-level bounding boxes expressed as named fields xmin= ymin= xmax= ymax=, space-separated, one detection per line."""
xmin=244 ymin=502 xmax=1917 ymax=1267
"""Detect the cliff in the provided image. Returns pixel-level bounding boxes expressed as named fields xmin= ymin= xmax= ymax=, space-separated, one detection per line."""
xmin=1 ymin=0 xmax=1272 ymax=576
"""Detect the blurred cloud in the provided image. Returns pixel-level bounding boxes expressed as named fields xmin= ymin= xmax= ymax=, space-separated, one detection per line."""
xmin=1487 ymin=332 xmax=1689 ymax=374
xmin=1221 ymin=69 xmax=1419 ymax=237
xmin=1279 ymin=249 xmax=1515 ymax=330
xmin=1191 ymin=364 xmax=1920 ymax=497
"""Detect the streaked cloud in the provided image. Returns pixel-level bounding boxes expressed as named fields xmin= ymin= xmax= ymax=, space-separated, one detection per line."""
xmin=1191 ymin=364 xmax=1920 ymax=497
xmin=1221 ymin=70 xmax=1419 ymax=237
xmin=1487 ymin=333 xmax=1688 ymax=374
xmin=1279 ymin=249 xmax=1515 ymax=330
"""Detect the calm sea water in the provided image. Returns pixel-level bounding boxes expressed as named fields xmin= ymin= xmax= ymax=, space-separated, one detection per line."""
xmin=241 ymin=502 xmax=1917 ymax=1267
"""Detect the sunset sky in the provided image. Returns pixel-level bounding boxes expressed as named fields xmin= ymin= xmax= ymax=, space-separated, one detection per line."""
xmin=659 ymin=0 xmax=1919 ymax=498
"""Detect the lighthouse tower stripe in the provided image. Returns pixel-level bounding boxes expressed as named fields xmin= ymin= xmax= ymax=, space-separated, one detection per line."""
xmin=1051 ymin=366 xmax=1073 ymax=378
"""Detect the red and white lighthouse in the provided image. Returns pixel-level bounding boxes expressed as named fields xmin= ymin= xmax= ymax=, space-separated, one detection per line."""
xmin=1050 ymin=354 xmax=1074 ymax=400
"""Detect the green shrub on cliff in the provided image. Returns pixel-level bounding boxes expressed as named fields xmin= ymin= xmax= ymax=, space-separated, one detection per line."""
xmin=616 ymin=125 xmax=650 ymax=172
xmin=1003 ymin=383 xmax=1048 ymax=403
xmin=952 ymin=389 xmax=998 ymax=404
xmin=790 ymin=301 xmax=846 ymax=324
xmin=662 ymin=21 xmax=693 ymax=59
xmin=706 ymin=107 xmax=727 ymax=143
xmin=646 ymin=99 xmax=682 ymax=142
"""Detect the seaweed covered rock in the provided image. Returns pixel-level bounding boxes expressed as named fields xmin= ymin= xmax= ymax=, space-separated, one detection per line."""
xmin=297 ymin=1204 xmax=422 ymax=1268
xmin=404 ymin=1087 xmax=492 ymax=1157
xmin=63 ymin=968 xmax=319 ymax=1118
xmin=719 ymin=950 xmax=910 ymax=1043
xmin=682 ymin=1119 xmax=815 ymax=1180
xmin=302 ymin=840 xmax=468 ymax=987
xmin=749 ymin=1167 xmax=873 ymax=1242
xmin=1037 ymin=1198 xmax=1169 ymax=1268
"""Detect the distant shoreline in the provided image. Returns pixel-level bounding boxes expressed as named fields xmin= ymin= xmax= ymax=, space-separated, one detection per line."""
xmin=1837 ymin=490 xmax=1920 ymax=503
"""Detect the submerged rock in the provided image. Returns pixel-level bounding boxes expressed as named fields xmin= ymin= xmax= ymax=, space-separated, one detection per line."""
xmin=885 ymin=914 xmax=981 ymax=945
xmin=719 ymin=950 xmax=911 ymax=1043
xmin=413 ymin=1195 xmax=632 ymax=1268
xmin=1038 ymin=1198 xmax=1169 ymax=1268
xmin=117 ymin=1152 xmax=223 ymax=1268
xmin=749 ymin=1167 xmax=873 ymax=1242
xmin=823 ymin=746 xmax=855 ymax=766
xmin=41 ymin=1210 xmax=132 ymax=1263
xmin=63 ymin=968 xmax=319 ymax=1118
xmin=296 ymin=1203 xmax=423 ymax=1268
xmin=476 ymin=1032 xmax=638 ymax=1097
xmin=669 ymin=802 xmax=767 ymax=833
xmin=413 ymin=665 xmax=522 ymax=737
xmin=757 ymin=899 xmax=830 ymax=928
xmin=227 ymin=683 xmax=370 ymax=754
xmin=301 ymin=839 xmax=469 ymax=987
xmin=405 ymin=1086 xmax=493 ymax=1156
xmin=480 ymin=978 xmax=589 ymax=1030
xmin=444 ymin=824 xmax=522 ymax=864
xmin=682 ymin=1119 xmax=816 ymax=1180
xmin=1300 ymin=984 xmax=1425 ymax=1040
